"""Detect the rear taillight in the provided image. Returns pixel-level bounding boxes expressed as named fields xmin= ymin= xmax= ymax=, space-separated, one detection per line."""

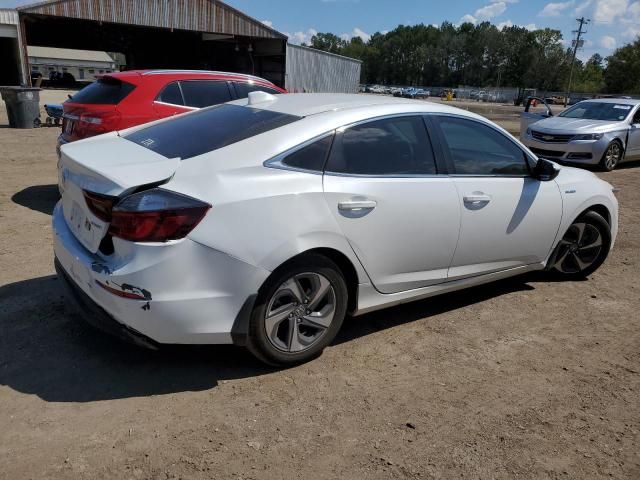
xmin=83 ymin=191 xmax=116 ymax=222
xmin=79 ymin=110 xmax=121 ymax=134
xmin=108 ymin=189 xmax=210 ymax=243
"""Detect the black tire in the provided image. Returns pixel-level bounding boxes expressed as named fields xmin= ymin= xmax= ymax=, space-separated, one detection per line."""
xmin=549 ymin=210 xmax=611 ymax=279
xmin=247 ymin=253 xmax=348 ymax=366
xmin=599 ymin=140 xmax=623 ymax=171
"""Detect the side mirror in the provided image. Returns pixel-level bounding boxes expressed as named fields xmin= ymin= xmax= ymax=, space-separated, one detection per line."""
xmin=532 ymin=158 xmax=560 ymax=181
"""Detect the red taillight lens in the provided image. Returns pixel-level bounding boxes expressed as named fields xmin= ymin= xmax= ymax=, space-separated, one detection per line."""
xmin=79 ymin=110 xmax=121 ymax=135
xmin=108 ymin=189 xmax=210 ymax=243
xmin=83 ymin=191 xmax=116 ymax=222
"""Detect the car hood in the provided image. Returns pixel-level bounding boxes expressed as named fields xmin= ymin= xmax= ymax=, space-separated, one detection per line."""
xmin=532 ymin=116 xmax=627 ymax=133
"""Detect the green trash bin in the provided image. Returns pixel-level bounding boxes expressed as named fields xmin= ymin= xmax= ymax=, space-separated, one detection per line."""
xmin=0 ymin=86 xmax=41 ymax=129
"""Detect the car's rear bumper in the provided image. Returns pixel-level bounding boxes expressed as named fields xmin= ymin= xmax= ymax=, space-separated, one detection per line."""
xmin=52 ymin=201 xmax=269 ymax=345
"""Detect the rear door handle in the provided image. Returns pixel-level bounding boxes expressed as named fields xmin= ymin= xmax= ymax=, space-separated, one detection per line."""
xmin=338 ymin=200 xmax=377 ymax=211
xmin=463 ymin=194 xmax=491 ymax=204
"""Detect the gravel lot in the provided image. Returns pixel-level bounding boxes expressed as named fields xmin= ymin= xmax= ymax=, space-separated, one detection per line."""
xmin=1 ymin=90 xmax=638 ymax=479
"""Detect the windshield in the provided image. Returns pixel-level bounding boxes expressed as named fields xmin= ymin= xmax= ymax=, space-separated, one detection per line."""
xmin=125 ymin=104 xmax=300 ymax=160
xmin=559 ymin=102 xmax=634 ymax=121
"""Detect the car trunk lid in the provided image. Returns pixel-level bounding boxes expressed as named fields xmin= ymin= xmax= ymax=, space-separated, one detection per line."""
xmin=58 ymin=134 xmax=180 ymax=253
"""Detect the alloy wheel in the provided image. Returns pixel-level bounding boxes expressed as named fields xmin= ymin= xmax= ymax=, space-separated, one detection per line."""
xmin=604 ymin=143 xmax=621 ymax=170
xmin=554 ymin=221 xmax=603 ymax=274
xmin=264 ymin=272 xmax=336 ymax=353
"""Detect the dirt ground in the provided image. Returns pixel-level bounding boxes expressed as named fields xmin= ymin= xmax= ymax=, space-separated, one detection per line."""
xmin=0 ymin=90 xmax=639 ymax=480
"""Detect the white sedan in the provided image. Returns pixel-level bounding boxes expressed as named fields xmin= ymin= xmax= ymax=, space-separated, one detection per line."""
xmin=53 ymin=92 xmax=618 ymax=365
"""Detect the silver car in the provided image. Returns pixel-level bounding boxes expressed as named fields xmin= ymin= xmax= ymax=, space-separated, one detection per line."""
xmin=521 ymin=98 xmax=640 ymax=171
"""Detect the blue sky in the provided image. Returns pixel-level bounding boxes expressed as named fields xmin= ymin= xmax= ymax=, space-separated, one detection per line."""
xmin=2 ymin=0 xmax=639 ymax=60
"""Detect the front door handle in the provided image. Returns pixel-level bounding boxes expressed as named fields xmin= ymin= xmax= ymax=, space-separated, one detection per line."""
xmin=338 ymin=200 xmax=377 ymax=211
xmin=463 ymin=194 xmax=491 ymax=204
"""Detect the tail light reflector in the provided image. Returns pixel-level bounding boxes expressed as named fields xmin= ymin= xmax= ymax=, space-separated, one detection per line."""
xmin=83 ymin=191 xmax=116 ymax=222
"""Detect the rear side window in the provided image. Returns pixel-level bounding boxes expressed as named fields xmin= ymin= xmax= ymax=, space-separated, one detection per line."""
xmin=234 ymin=82 xmax=281 ymax=98
xmin=69 ymin=77 xmax=135 ymax=105
xmin=125 ymin=104 xmax=300 ymax=160
xmin=279 ymin=135 xmax=334 ymax=172
xmin=436 ymin=116 xmax=528 ymax=175
xmin=181 ymin=80 xmax=232 ymax=108
xmin=157 ymin=82 xmax=184 ymax=105
xmin=326 ymin=116 xmax=437 ymax=175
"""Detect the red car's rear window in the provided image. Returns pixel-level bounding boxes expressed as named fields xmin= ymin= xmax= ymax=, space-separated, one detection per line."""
xmin=69 ymin=77 xmax=136 ymax=105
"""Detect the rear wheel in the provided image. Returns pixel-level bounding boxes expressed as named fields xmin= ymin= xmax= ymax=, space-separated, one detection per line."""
xmin=247 ymin=254 xmax=348 ymax=366
xmin=551 ymin=211 xmax=611 ymax=279
xmin=600 ymin=141 xmax=622 ymax=171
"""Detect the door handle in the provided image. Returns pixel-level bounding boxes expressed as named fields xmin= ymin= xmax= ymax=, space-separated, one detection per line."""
xmin=463 ymin=194 xmax=491 ymax=204
xmin=338 ymin=200 xmax=377 ymax=211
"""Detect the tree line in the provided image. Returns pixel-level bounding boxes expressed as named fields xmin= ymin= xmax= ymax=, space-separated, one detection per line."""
xmin=306 ymin=23 xmax=640 ymax=94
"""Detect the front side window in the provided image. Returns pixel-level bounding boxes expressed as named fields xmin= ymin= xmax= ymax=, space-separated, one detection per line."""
xmin=157 ymin=82 xmax=184 ymax=106
xmin=326 ymin=116 xmax=437 ymax=175
xmin=125 ymin=104 xmax=300 ymax=160
xmin=180 ymin=80 xmax=232 ymax=108
xmin=234 ymin=82 xmax=281 ymax=98
xmin=437 ymin=116 xmax=529 ymax=175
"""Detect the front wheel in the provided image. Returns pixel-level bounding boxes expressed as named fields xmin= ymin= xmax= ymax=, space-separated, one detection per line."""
xmin=600 ymin=141 xmax=623 ymax=171
xmin=247 ymin=254 xmax=348 ymax=366
xmin=550 ymin=211 xmax=611 ymax=279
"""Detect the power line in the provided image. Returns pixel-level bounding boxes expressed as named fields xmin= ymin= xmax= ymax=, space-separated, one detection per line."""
xmin=565 ymin=17 xmax=590 ymax=107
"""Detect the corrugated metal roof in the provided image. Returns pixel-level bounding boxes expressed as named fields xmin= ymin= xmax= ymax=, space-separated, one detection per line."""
xmin=27 ymin=45 xmax=115 ymax=62
xmin=17 ymin=0 xmax=287 ymax=39
xmin=0 ymin=8 xmax=19 ymax=25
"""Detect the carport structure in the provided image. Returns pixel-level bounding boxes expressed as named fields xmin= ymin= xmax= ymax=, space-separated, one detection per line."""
xmin=16 ymin=0 xmax=287 ymax=87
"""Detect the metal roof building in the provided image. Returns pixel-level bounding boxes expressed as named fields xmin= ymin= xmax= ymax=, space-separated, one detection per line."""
xmin=2 ymin=0 xmax=361 ymax=93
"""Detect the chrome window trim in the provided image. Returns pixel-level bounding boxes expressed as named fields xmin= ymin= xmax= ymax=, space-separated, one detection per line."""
xmin=264 ymin=131 xmax=335 ymax=175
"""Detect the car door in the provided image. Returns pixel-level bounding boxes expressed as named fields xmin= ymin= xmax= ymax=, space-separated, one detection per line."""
xmin=626 ymin=107 xmax=640 ymax=160
xmin=432 ymin=114 xmax=562 ymax=280
xmin=520 ymin=96 xmax=553 ymax=140
xmin=323 ymin=115 xmax=461 ymax=294
xmin=153 ymin=81 xmax=194 ymax=118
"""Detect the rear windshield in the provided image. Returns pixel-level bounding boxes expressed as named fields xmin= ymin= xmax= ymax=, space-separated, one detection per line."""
xmin=69 ymin=77 xmax=136 ymax=105
xmin=124 ymin=104 xmax=300 ymax=160
xmin=559 ymin=102 xmax=634 ymax=121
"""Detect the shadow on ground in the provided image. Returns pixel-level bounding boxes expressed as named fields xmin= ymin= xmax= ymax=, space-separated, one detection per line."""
xmin=0 ymin=270 xmax=546 ymax=403
xmin=12 ymin=184 xmax=60 ymax=215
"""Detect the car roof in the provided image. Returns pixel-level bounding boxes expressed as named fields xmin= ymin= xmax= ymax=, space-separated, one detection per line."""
xmin=230 ymin=93 xmax=470 ymax=118
xmin=580 ymin=98 xmax=640 ymax=106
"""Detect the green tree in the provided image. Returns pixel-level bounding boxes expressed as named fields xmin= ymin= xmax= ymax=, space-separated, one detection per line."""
xmin=604 ymin=38 xmax=640 ymax=93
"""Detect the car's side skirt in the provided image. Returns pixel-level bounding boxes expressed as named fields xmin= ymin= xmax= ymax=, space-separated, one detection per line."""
xmin=353 ymin=262 xmax=546 ymax=316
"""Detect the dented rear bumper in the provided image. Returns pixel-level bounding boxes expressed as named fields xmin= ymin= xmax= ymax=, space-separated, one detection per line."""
xmin=52 ymin=201 xmax=270 ymax=345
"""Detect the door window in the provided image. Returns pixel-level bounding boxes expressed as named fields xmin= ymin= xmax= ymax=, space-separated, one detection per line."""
xmin=180 ymin=80 xmax=232 ymax=108
xmin=157 ymin=82 xmax=184 ymax=106
xmin=437 ymin=116 xmax=529 ymax=175
xmin=234 ymin=82 xmax=281 ymax=98
xmin=326 ymin=116 xmax=436 ymax=175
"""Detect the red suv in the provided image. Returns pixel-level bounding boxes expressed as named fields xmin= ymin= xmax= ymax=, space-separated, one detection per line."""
xmin=58 ymin=70 xmax=285 ymax=154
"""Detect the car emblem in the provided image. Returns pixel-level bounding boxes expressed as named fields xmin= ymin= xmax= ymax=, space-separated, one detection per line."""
xmin=542 ymin=135 xmax=554 ymax=141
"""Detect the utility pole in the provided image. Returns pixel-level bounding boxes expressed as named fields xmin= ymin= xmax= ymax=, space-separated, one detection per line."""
xmin=565 ymin=17 xmax=590 ymax=107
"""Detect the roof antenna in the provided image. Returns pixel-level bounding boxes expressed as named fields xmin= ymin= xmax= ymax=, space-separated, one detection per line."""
xmin=247 ymin=91 xmax=277 ymax=105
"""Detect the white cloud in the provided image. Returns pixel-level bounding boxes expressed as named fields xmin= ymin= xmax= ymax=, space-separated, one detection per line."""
xmin=460 ymin=14 xmax=478 ymax=24
xmin=600 ymin=35 xmax=617 ymax=48
xmin=341 ymin=27 xmax=371 ymax=42
xmin=283 ymin=28 xmax=318 ymax=45
xmin=593 ymin=0 xmax=629 ymax=22
xmin=496 ymin=20 xmax=537 ymax=30
xmin=476 ymin=1 xmax=507 ymax=20
xmin=539 ymin=1 xmax=576 ymax=16
xmin=261 ymin=20 xmax=273 ymax=28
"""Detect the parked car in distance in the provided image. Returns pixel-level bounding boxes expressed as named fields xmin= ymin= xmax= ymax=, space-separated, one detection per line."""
xmin=54 ymin=93 xmax=618 ymax=365
xmin=521 ymin=97 xmax=640 ymax=171
xmin=402 ymin=87 xmax=430 ymax=99
xmin=57 ymin=70 xmax=285 ymax=155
